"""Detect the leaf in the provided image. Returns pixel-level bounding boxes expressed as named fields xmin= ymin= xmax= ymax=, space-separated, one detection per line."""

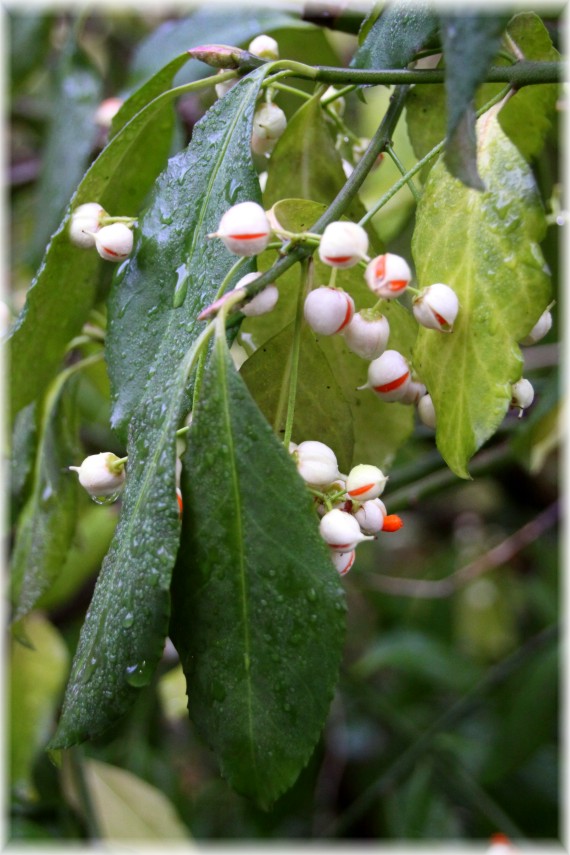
xmin=29 ymin=34 xmax=103 ymax=265
xmin=264 ymin=94 xmax=368 ymax=226
xmin=10 ymin=402 xmax=38 ymax=521
xmin=170 ymin=332 xmax=346 ymax=808
xmin=440 ymin=12 xmax=509 ymax=189
xmin=63 ymin=758 xmax=190 ymax=840
xmin=107 ymin=68 xmax=267 ymax=442
xmin=411 ymin=114 xmax=551 ymax=478
xmin=10 ymin=613 xmax=69 ymax=799
xmin=240 ymin=199 xmax=416 ymax=470
xmin=9 ymin=52 xmax=192 ymax=425
xmin=11 ymin=362 xmax=87 ymax=621
xmin=9 ymin=11 xmax=53 ymax=90
xmin=241 ymin=323 xmax=355 ymax=472
xmin=351 ymin=3 xmax=439 ymax=70
xmin=50 ymin=69 xmax=267 ymax=748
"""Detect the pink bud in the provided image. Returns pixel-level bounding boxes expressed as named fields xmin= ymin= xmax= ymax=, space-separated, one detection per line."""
xmin=248 ymin=35 xmax=279 ymax=60
xmin=69 ymin=203 xmax=106 ymax=248
xmin=399 ymin=380 xmax=426 ymax=405
xmin=304 ymin=287 xmax=355 ymax=335
xmin=417 ymin=393 xmax=436 ymax=428
xmin=69 ymin=452 xmax=125 ymax=498
xmin=354 ymin=498 xmax=387 ymax=534
xmin=343 ymin=311 xmax=390 ymax=359
xmin=94 ymin=223 xmax=133 ymax=262
xmin=319 ymin=508 xmax=373 ymax=551
xmin=211 ymin=202 xmax=271 ymax=256
xmin=233 ymin=272 xmax=278 ymax=316
xmin=510 ymin=378 xmax=534 ymax=416
xmin=330 ymin=549 xmax=356 ymax=576
xmin=364 ymin=349 xmax=411 ymax=402
xmin=521 ymin=308 xmax=553 ymax=345
xmin=94 ymin=97 xmax=123 ymax=129
xmin=187 ymin=44 xmax=249 ymax=68
xmin=365 ymin=253 xmax=412 ymax=298
xmin=294 ymin=440 xmax=340 ymax=487
xmin=251 ymin=103 xmax=287 ymax=155
xmin=413 ymin=283 xmax=459 ymax=332
xmin=346 ymin=464 xmax=387 ymax=501
xmin=318 ymin=221 xmax=369 ymax=268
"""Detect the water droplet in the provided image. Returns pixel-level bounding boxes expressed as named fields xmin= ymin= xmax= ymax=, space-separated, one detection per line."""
xmin=124 ymin=660 xmax=154 ymax=687
xmin=91 ymin=490 xmax=122 ymax=505
xmin=122 ymin=611 xmax=134 ymax=628
xmin=42 ymin=484 xmax=54 ymax=502
xmin=172 ymin=263 xmax=189 ymax=308
xmin=306 ymin=587 xmax=317 ymax=602
xmin=81 ymin=656 xmax=98 ymax=684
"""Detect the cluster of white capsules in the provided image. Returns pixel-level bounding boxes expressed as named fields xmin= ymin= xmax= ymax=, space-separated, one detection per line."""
xmin=68 ymin=202 xmax=135 ymax=262
xmin=290 ymin=440 xmax=403 ymax=577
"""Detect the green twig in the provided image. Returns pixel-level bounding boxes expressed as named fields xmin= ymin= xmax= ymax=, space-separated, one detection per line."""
xmin=282 ymin=259 xmax=311 ymax=449
xmin=311 ymin=61 xmax=561 ymax=87
xmin=385 ymin=142 xmax=421 ymax=202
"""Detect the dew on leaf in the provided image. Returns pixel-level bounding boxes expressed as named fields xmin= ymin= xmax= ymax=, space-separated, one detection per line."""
xmin=122 ymin=611 xmax=135 ymax=628
xmin=91 ymin=490 xmax=122 ymax=505
xmin=124 ymin=660 xmax=154 ymax=687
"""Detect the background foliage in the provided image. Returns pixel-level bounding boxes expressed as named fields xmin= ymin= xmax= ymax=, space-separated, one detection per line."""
xmin=7 ymin=3 xmax=562 ymax=847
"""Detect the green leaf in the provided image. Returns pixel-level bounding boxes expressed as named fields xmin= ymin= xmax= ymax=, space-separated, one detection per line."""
xmin=264 ymin=94 xmax=368 ymax=225
xmin=29 ymin=34 xmax=103 ymax=265
xmin=107 ymin=68 xmax=266 ymax=442
xmin=170 ymin=333 xmax=346 ymax=808
xmin=240 ymin=199 xmax=416 ymax=470
xmin=351 ymin=3 xmax=439 ymax=70
xmin=412 ymin=114 xmax=551 ymax=478
xmin=10 ymin=360 xmax=91 ymax=621
xmin=63 ymin=758 xmax=190 ymax=840
xmin=440 ymin=12 xmax=509 ymax=189
xmin=9 ymin=11 xmax=53 ymax=90
xmin=9 ymin=52 xmax=192 ymax=424
xmin=241 ymin=323 xmax=355 ymax=473
xmin=10 ymin=614 xmax=69 ymax=799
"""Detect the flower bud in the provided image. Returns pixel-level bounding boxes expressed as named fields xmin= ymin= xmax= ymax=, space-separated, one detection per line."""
xmin=417 ymin=393 xmax=436 ymax=429
xmin=346 ymin=463 xmax=387 ymax=501
xmin=400 ymin=380 xmax=426 ymax=405
xmin=321 ymin=86 xmax=345 ymax=116
xmin=211 ymin=201 xmax=271 ymax=256
xmin=94 ymin=223 xmax=133 ymax=261
xmin=251 ymin=103 xmax=287 ymax=155
xmin=248 ymin=34 xmax=279 ymax=60
xmin=69 ymin=452 xmax=126 ymax=498
xmin=176 ymin=486 xmax=183 ymax=517
xmin=94 ymin=97 xmax=123 ymax=129
xmin=343 ymin=311 xmax=390 ymax=360
xmin=233 ymin=272 xmax=278 ymax=316
xmin=511 ymin=378 xmax=534 ymax=416
xmin=365 ymin=253 xmax=412 ymax=298
xmin=382 ymin=514 xmax=404 ymax=532
xmin=69 ymin=203 xmax=106 ymax=248
xmin=294 ymin=440 xmax=340 ymax=487
xmin=187 ymin=44 xmax=249 ymax=69
xmin=364 ymin=349 xmax=411 ymax=402
xmin=413 ymin=283 xmax=459 ymax=332
xmin=215 ymin=70 xmax=239 ymax=98
xmin=354 ymin=498 xmax=387 ymax=534
xmin=330 ymin=549 xmax=355 ymax=577
xmin=521 ymin=308 xmax=553 ymax=345
xmin=319 ymin=508 xmax=373 ymax=551
xmin=304 ymin=287 xmax=355 ymax=336
xmin=318 ymin=221 xmax=369 ymax=269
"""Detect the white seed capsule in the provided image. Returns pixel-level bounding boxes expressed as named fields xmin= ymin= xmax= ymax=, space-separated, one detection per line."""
xmin=330 ymin=549 xmax=356 ymax=576
xmin=233 ymin=272 xmax=278 ymax=316
xmin=318 ymin=221 xmax=369 ymax=269
xmin=343 ymin=311 xmax=390 ymax=360
xmin=69 ymin=452 xmax=126 ymax=498
xmin=321 ymin=86 xmax=345 ymax=116
xmin=69 ymin=202 xmax=106 ymax=248
xmin=511 ymin=378 xmax=534 ymax=416
xmin=365 ymin=349 xmax=411 ymax=402
xmin=94 ymin=223 xmax=134 ymax=261
xmin=251 ymin=102 xmax=287 ymax=155
xmin=346 ymin=464 xmax=388 ymax=501
xmin=215 ymin=70 xmax=239 ymax=99
xmin=365 ymin=253 xmax=412 ymax=298
xmin=521 ymin=308 xmax=553 ymax=345
xmin=319 ymin=508 xmax=373 ymax=551
xmin=295 ymin=440 xmax=340 ymax=488
xmin=248 ymin=34 xmax=279 ymax=60
xmin=400 ymin=380 xmax=427 ymax=405
xmin=417 ymin=393 xmax=436 ymax=429
xmin=212 ymin=202 xmax=271 ymax=256
xmin=94 ymin=97 xmax=123 ymax=129
xmin=354 ymin=498 xmax=387 ymax=534
xmin=413 ymin=283 xmax=459 ymax=332
xmin=304 ymin=287 xmax=355 ymax=336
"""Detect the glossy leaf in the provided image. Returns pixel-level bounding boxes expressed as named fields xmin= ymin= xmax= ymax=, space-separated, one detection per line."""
xmin=11 ymin=363 xmax=86 ymax=621
xmin=29 ymin=34 xmax=102 ymax=264
xmin=264 ymin=94 xmax=368 ymax=225
xmin=351 ymin=3 xmax=439 ymax=70
xmin=412 ymin=113 xmax=551 ymax=478
xmin=9 ymin=52 xmax=192 ymax=424
xmin=10 ymin=614 xmax=69 ymax=799
xmin=240 ymin=199 xmax=416 ymax=470
xmin=63 ymin=758 xmax=190 ymax=840
xmin=107 ymin=68 xmax=267 ymax=442
xmin=440 ymin=12 xmax=509 ymax=189
xmin=51 ymin=69 xmax=267 ymax=748
xmin=170 ymin=332 xmax=346 ymax=809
